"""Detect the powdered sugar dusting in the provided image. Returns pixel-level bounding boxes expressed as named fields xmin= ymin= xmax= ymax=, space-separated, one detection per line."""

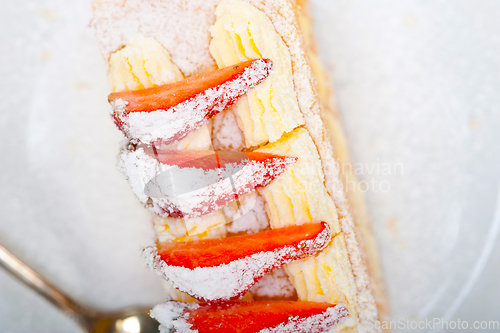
xmin=110 ymin=98 xmax=128 ymax=114
xmin=260 ymin=304 xmax=349 ymax=333
xmin=212 ymin=106 xmax=245 ymax=150
xmin=150 ymin=302 xmax=198 ymax=333
xmin=92 ymin=0 xmax=219 ymax=75
xmin=225 ymin=192 xmax=269 ymax=234
xmin=111 ymin=59 xmax=272 ymax=146
xmin=143 ymin=223 xmax=331 ymax=302
xmin=250 ymin=267 xmax=295 ymax=299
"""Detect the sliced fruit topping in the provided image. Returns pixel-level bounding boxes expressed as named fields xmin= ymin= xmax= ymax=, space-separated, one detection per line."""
xmin=108 ymin=58 xmax=272 ymax=146
xmin=108 ymin=59 xmax=268 ymax=113
xmin=158 ymin=222 xmax=329 ymax=268
xmin=136 ymin=148 xmax=297 ymax=218
xmin=150 ymin=300 xmax=349 ymax=333
xmin=143 ymin=222 xmax=332 ymax=302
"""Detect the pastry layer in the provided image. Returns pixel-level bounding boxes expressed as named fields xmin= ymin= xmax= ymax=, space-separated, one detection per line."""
xmin=296 ymin=1 xmax=390 ymax=323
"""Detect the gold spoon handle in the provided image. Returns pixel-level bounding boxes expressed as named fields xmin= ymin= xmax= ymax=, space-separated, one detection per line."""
xmin=0 ymin=244 xmax=95 ymax=331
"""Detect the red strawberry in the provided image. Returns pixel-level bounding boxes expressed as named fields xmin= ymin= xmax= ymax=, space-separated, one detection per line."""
xmin=150 ymin=301 xmax=349 ymax=333
xmin=143 ymin=222 xmax=332 ymax=302
xmin=122 ymin=147 xmax=297 ymax=218
xmin=108 ymin=58 xmax=272 ymax=146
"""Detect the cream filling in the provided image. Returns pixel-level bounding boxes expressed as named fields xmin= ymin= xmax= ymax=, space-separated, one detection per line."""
xmin=257 ymin=128 xmax=359 ymax=326
xmin=209 ymin=2 xmax=361 ymax=331
xmin=210 ymin=0 xmax=305 ymax=147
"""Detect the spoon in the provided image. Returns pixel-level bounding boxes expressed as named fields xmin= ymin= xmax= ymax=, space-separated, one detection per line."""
xmin=0 ymin=244 xmax=160 ymax=333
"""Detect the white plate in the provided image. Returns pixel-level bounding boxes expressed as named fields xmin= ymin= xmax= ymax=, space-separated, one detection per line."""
xmin=312 ymin=0 xmax=500 ymax=330
xmin=1 ymin=0 xmax=499 ymax=332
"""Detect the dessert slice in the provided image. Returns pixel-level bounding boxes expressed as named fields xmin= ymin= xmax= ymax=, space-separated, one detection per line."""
xmin=151 ymin=301 xmax=349 ymax=333
xmin=92 ymin=0 xmax=387 ymax=331
xmin=144 ymin=222 xmax=332 ymax=302
xmin=119 ymin=147 xmax=297 ymax=218
xmin=109 ymin=58 xmax=272 ymax=146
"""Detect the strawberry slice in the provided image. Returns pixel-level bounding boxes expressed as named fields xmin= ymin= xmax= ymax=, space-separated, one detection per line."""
xmin=121 ymin=147 xmax=297 ymax=218
xmin=144 ymin=149 xmax=283 ymax=170
xmin=108 ymin=58 xmax=272 ymax=146
xmin=158 ymin=222 xmax=329 ymax=268
xmin=143 ymin=222 xmax=332 ymax=302
xmin=150 ymin=301 xmax=349 ymax=333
